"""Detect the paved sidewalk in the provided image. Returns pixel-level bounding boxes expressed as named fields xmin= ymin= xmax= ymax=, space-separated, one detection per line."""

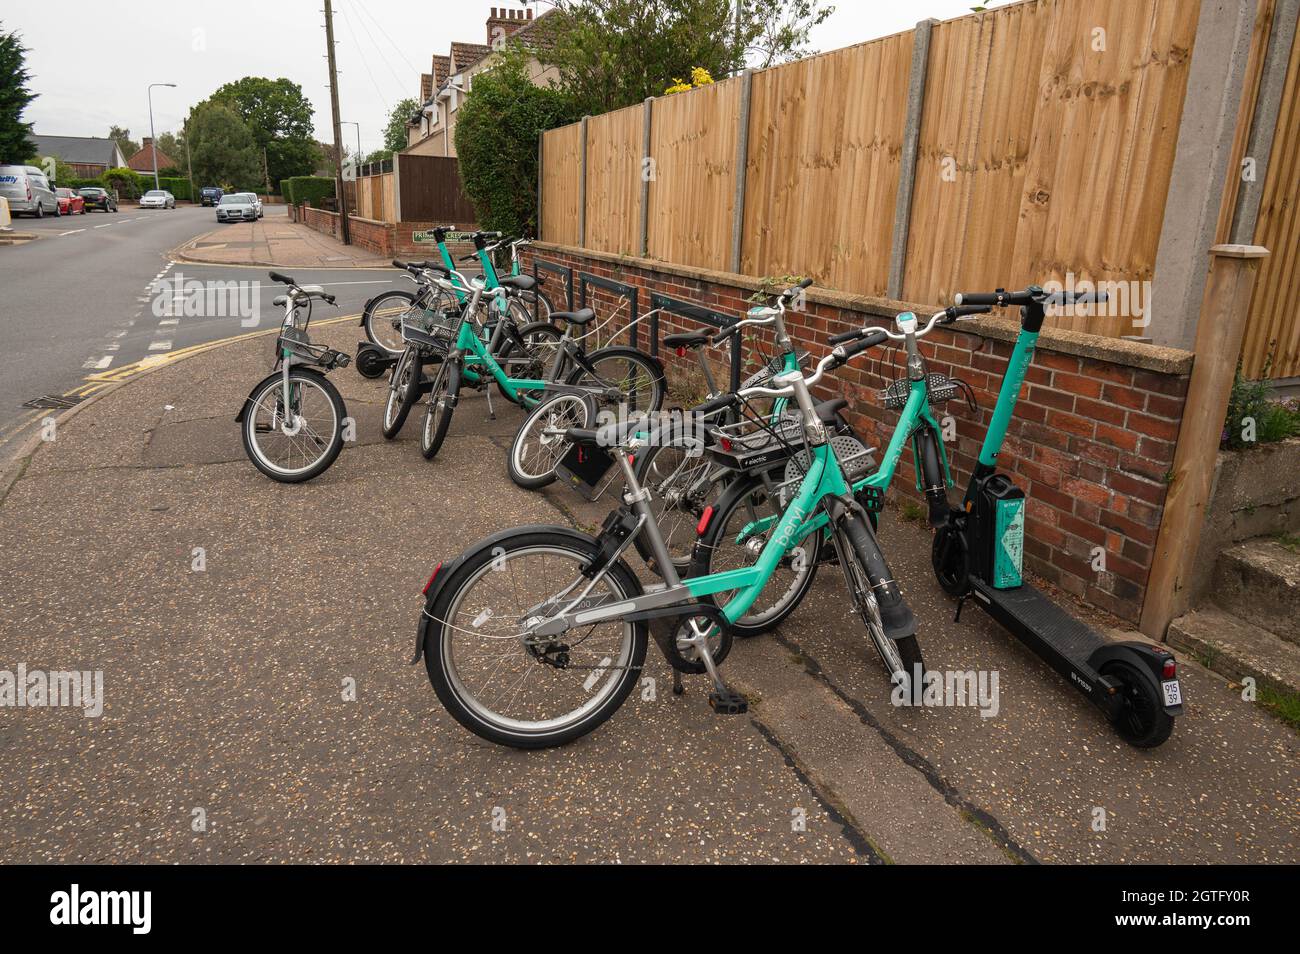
xmin=174 ymin=210 xmax=390 ymax=269
xmin=0 ymin=322 xmax=1296 ymax=863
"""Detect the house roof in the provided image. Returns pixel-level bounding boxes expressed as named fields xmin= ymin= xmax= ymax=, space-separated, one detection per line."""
xmin=449 ymin=42 xmax=491 ymax=73
xmin=30 ymin=135 xmax=122 ymax=167
xmin=127 ymin=141 xmax=175 ymax=172
xmin=507 ymin=8 xmax=560 ymax=52
xmin=431 ymin=54 xmax=450 ymax=89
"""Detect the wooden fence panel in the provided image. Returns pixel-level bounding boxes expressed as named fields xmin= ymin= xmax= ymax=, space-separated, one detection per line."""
xmin=541 ymin=121 xmax=582 ymax=246
xmin=396 ymin=154 xmax=477 ymax=224
xmin=647 ymin=77 xmax=742 ymax=271
xmin=585 ymin=104 xmax=643 ymax=255
xmin=741 ymin=31 xmax=912 ymax=296
xmin=1007 ymin=0 xmax=1200 ymax=337
xmin=1242 ymin=19 xmax=1300 ymax=379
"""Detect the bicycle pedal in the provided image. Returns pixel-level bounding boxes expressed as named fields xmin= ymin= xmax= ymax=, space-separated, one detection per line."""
xmin=708 ymin=687 xmax=748 ymax=715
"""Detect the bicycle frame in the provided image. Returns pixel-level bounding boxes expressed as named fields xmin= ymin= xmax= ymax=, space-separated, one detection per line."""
xmin=530 ymin=376 xmax=856 ymax=637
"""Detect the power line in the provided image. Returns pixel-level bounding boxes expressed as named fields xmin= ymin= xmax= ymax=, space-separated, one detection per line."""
xmin=352 ymin=0 xmax=422 ymax=80
xmin=336 ymin=0 xmax=390 ymax=124
xmin=344 ymin=0 xmax=408 ymax=102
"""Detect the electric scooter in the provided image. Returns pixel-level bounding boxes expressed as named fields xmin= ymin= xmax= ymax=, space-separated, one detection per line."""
xmin=929 ymin=285 xmax=1183 ymax=748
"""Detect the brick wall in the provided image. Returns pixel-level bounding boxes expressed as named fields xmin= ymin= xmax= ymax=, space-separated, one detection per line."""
xmin=524 ymin=242 xmax=1195 ymax=624
xmin=296 ymin=209 xmax=482 ymax=262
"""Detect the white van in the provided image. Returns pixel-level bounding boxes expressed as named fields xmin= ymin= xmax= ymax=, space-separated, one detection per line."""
xmin=0 ymin=165 xmax=60 ymax=218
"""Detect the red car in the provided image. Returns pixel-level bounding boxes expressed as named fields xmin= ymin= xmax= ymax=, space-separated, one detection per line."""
xmin=55 ymin=188 xmax=86 ymax=215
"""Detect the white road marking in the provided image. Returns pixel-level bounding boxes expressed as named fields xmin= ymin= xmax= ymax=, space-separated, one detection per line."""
xmin=158 ymin=318 xmax=180 ymax=326
xmin=83 ymin=356 xmax=113 ymax=370
xmin=59 ymin=229 xmax=85 ymax=236
xmin=93 ymin=224 xmax=112 ymax=229
xmin=148 ymin=340 xmax=172 ymax=351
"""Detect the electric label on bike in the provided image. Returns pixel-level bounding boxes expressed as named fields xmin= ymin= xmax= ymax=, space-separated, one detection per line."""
xmin=993 ymin=496 xmax=1024 ymax=589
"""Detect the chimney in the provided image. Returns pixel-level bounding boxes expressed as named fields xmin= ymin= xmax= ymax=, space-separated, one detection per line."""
xmin=486 ymin=5 xmax=530 ymax=47
xmin=143 ymin=137 xmax=153 ymax=146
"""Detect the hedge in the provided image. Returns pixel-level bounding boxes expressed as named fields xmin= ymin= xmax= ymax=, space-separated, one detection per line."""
xmin=284 ymin=176 xmax=334 ymax=209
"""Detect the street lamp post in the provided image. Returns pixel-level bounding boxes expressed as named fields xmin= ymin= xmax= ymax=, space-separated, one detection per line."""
xmin=147 ymin=83 xmax=177 ymax=192
xmin=341 ymin=121 xmax=362 ymax=170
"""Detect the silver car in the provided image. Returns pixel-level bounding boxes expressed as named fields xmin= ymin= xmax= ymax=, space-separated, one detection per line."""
xmin=215 ymin=193 xmax=257 ymax=222
xmin=139 ymin=189 xmax=176 ymax=209
xmin=0 ymin=164 xmax=59 ymax=218
xmin=235 ymin=192 xmax=264 ymax=218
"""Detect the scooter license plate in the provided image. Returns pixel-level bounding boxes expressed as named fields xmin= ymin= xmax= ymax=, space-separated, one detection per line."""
xmin=1161 ymin=679 xmax=1182 ymax=707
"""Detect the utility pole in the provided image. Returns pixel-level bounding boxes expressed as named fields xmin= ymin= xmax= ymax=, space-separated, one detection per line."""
xmin=184 ymin=121 xmax=194 ymax=201
xmin=323 ymin=0 xmax=351 ymax=244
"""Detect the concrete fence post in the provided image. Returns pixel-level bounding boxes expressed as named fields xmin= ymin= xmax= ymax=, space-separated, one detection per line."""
xmin=536 ymin=132 xmax=544 ymax=240
xmin=639 ymin=97 xmax=653 ymax=258
xmin=887 ymin=19 xmax=938 ymax=301
xmin=1148 ymin=0 xmax=1259 ymax=351
xmin=578 ymin=115 xmax=590 ymax=248
xmin=728 ymin=69 xmax=754 ymax=274
xmin=1140 ymin=244 xmax=1270 ymax=640
xmin=1230 ymin=0 xmax=1299 ymax=242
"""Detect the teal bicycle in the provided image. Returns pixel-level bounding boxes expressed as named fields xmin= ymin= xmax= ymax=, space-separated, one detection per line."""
xmin=412 ymin=281 xmax=921 ymax=748
xmin=362 ymin=230 xmax=552 ymax=355
xmin=413 ymin=265 xmax=666 ymax=461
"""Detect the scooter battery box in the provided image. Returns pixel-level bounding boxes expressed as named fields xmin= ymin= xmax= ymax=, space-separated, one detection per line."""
xmin=972 ymin=473 xmax=1024 ymax=589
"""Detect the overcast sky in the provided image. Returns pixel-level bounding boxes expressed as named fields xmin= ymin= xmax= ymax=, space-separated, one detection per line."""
xmin=10 ymin=0 xmax=994 ymax=157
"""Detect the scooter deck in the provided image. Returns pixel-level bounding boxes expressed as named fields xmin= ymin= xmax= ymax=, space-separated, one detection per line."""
xmin=967 ymin=577 xmax=1107 ymax=683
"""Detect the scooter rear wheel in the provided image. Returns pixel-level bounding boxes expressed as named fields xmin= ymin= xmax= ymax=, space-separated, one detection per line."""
xmin=1101 ymin=660 xmax=1174 ymax=748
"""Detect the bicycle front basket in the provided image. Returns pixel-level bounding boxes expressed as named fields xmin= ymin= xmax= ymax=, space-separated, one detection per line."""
xmin=881 ymin=373 xmax=960 ymax=410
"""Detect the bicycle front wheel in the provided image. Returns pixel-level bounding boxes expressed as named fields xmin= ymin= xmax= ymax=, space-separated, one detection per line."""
xmin=241 ymin=370 xmax=345 ymax=483
xmin=381 ymin=347 xmax=421 ymax=440
xmin=420 ymin=358 xmax=460 ymax=460
xmin=508 ymin=392 xmax=593 ymax=490
xmin=422 ymin=531 xmax=648 ymax=748
xmin=700 ymin=475 xmax=822 ymax=637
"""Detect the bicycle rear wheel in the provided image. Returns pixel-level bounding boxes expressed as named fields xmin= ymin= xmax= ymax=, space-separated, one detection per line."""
xmin=364 ymin=290 xmax=416 ymax=355
xmin=422 ymin=531 xmax=648 ymax=748
xmin=568 ymin=347 xmax=666 ymax=415
xmin=630 ymin=443 xmax=729 ymax=573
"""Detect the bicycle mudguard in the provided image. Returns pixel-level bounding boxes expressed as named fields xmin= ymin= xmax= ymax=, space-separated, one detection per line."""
xmin=411 ymin=524 xmax=633 ymax=664
xmin=234 ymin=367 xmax=332 ymax=423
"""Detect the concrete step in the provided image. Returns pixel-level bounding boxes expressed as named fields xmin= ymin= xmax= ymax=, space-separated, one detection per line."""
xmin=1168 ymin=606 xmax=1300 ymax=697
xmin=1212 ymin=539 xmax=1300 ymax=644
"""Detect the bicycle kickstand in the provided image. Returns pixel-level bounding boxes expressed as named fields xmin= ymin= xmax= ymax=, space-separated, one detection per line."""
xmin=484 ymin=381 xmax=496 ymax=421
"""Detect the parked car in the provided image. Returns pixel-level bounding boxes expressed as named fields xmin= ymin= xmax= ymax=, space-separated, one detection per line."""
xmin=199 ymin=186 xmax=224 ymax=206
xmin=0 ymin=164 xmax=59 ymax=218
xmin=77 ymin=186 xmax=118 ymax=212
xmin=139 ymin=189 xmax=176 ymax=209
xmin=55 ymin=187 xmax=86 ymax=215
xmin=237 ymin=193 xmax=264 ymax=218
xmin=215 ymin=193 xmax=257 ymax=222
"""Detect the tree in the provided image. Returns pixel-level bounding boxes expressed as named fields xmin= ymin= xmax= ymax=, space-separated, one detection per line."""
xmin=0 ymin=24 xmax=36 ymax=163
xmin=383 ymin=98 xmax=419 ymax=153
xmin=204 ymin=77 xmax=318 ymax=190
xmin=538 ymin=0 xmax=832 ymax=114
xmin=455 ymin=51 xmax=580 ymax=236
xmin=186 ymin=103 xmax=262 ymax=191
xmin=108 ymin=125 xmax=140 ymax=161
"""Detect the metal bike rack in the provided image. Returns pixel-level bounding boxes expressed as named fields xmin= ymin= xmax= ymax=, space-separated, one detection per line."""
xmin=577 ymin=273 xmax=647 ymax=353
xmin=648 ymin=292 xmax=742 ymax=391
xmin=532 ymin=258 xmax=574 ymax=311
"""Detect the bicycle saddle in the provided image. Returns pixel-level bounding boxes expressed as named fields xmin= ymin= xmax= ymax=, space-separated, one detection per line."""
xmin=664 ymin=331 xmax=711 ymax=349
xmin=498 ymin=274 xmax=537 ymax=292
xmin=550 ymin=308 xmax=596 ymax=326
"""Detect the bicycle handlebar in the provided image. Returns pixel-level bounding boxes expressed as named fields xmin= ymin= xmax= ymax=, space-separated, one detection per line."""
xmin=269 ymin=271 xmax=335 ymax=305
xmin=954 ymin=286 xmax=1109 ymax=308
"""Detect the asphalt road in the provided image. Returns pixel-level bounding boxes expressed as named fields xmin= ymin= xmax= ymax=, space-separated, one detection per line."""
xmin=0 ymin=205 xmax=397 ymax=460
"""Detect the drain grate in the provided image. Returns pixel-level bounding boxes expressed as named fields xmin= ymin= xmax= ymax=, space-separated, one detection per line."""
xmin=22 ymin=394 xmax=85 ymax=410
